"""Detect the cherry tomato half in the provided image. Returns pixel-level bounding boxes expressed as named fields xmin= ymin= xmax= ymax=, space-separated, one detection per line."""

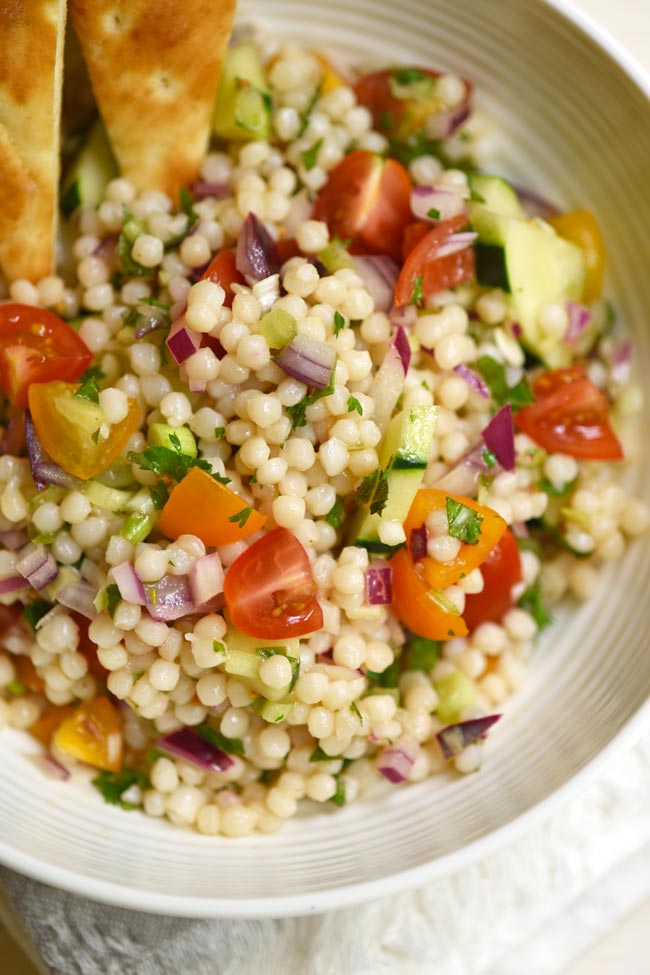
xmin=0 ymin=304 xmax=92 ymax=408
xmin=463 ymin=528 xmax=522 ymax=631
xmin=515 ymin=366 xmax=623 ymax=460
xmin=53 ymin=696 xmax=123 ymax=772
xmin=393 ymin=215 xmax=474 ymax=306
xmin=390 ymin=547 xmax=468 ymax=640
xmin=223 ymin=528 xmax=323 ymax=639
xmin=549 ymin=209 xmax=605 ymax=303
xmin=28 ymin=380 xmax=142 ymax=480
xmin=200 ymin=247 xmax=245 ymax=306
xmin=312 ymin=149 xmax=412 ymax=262
xmin=158 ymin=466 xmax=266 ymax=547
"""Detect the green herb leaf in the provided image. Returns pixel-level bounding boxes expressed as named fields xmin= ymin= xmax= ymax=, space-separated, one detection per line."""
xmin=6 ymin=680 xmax=26 ymax=697
xmin=350 ymin=701 xmax=363 ymax=721
xmin=482 ymin=447 xmax=497 ymax=469
xmin=74 ymin=375 xmax=100 ymax=404
xmin=365 ymin=658 xmax=400 ymax=688
xmin=427 ymin=207 xmax=441 ymax=220
xmin=79 ymin=364 xmax=106 ymax=384
xmin=330 ymin=776 xmax=347 ymax=807
xmin=301 ymin=137 xmax=323 ymax=172
xmin=356 ymin=463 xmax=390 ymax=516
xmin=118 ymin=209 xmax=149 ymax=277
xmin=469 ymin=187 xmax=486 ymax=203
xmin=409 ymin=273 xmax=424 ymax=308
xmin=229 ymin=506 xmax=253 ymax=528
xmin=333 ymin=310 xmax=346 ymax=336
xmin=310 ymin=745 xmax=342 ymax=761
xmin=23 ymin=600 xmax=52 ymax=632
xmin=148 ymin=481 xmax=170 ymax=510
xmin=286 ymin=360 xmax=336 ymax=429
xmin=446 ymin=496 xmax=483 ymax=544
xmin=539 ymin=476 xmax=578 ymax=498
xmin=214 ymin=426 xmax=226 ymax=439
xmin=128 ymin=441 xmax=230 ymax=486
xmin=213 ymin=640 xmax=226 ymax=656
xmin=179 ymin=187 xmax=198 ymax=225
xmin=298 ymin=81 xmax=323 ymax=137
xmin=347 ymin=396 xmax=363 ymax=415
xmin=379 ymin=110 xmax=394 ymax=132
xmin=390 ymin=67 xmax=428 ymax=86
xmin=517 ymin=580 xmax=553 ymax=631
xmin=105 ymin=583 xmax=121 ymax=617
xmin=405 ymin=636 xmax=441 ymax=671
xmin=197 ymin=722 xmax=245 ymax=756
xmin=92 ymin=768 xmax=147 ymax=809
xmin=325 ymin=496 xmax=344 ymax=528
xmin=476 ymin=356 xmax=535 ymax=412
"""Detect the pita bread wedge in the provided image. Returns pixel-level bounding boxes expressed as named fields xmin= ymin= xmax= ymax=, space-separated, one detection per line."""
xmin=69 ymin=0 xmax=236 ymax=200
xmin=0 ymin=0 xmax=67 ymax=283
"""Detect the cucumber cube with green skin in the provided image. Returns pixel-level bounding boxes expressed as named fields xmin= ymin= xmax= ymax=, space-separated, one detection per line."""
xmin=84 ymin=480 xmax=134 ymax=513
xmin=352 ymin=405 xmax=437 ymax=553
xmin=214 ymin=42 xmax=271 ymax=141
xmin=251 ymin=698 xmax=294 ymax=723
xmin=148 ymin=423 xmax=197 ymax=457
xmin=468 ymin=172 xmax=524 ymax=240
xmin=223 ymin=628 xmax=300 ymax=702
xmin=61 ymin=119 xmax=118 ymax=220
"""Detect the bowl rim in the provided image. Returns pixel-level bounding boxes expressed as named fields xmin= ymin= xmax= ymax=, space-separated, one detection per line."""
xmin=2 ymin=0 xmax=650 ymax=919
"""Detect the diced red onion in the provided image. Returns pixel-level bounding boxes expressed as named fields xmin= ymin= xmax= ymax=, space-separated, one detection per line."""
xmin=434 ymin=441 xmax=503 ymax=495
xmin=16 ymin=543 xmax=58 ymax=591
xmin=365 ymin=563 xmax=392 ymax=605
xmin=189 ymin=553 xmax=224 ymax=607
xmin=57 ymin=580 xmax=98 ymax=620
xmin=252 ymin=273 xmax=281 ymax=312
xmin=511 ymin=181 xmax=560 ymax=219
xmin=435 ymin=231 xmax=477 ymax=259
xmin=453 ymin=364 xmax=490 ymax=399
xmin=410 ymin=186 xmax=466 ymax=223
xmin=93 ymin=233 xmax=118 ymax=261
xmin=564 ymin=300 xmax=592 ymax=347
xmin=188 ymin=380 xmax=207 ymax=393
xmin=370 ymin=340 xmax=407 ymax=434
xmin=389 ymin=304 xmax=417 ymax=330
xmin=188 ymin=180 xmax=231 ymax=200
xmin=25 ymin=412 xmax=81 ymax=491
xmin=157 ymin=728 xmax=234 ymax=772
xmin=510 ymin=322 xmax=523 ymax=340
xmin=0 ymin=529 xmax=29 ymax=550
xmin=144 ymin=574 xmax=195 ymax=622
xmin=235 ymin=213 xmax=281 ymax=284
xmin=32 ymin=753 xmax=71 ymax=781
xmin=166 ymin=315 xmax=201 ymax=365
xmin=510 ymin=521 xmax=529 ymax=539
xmin=611 ymin=338 xmax=632 ymax=385
xmin=111 ymin=561 xmax=146 ymax=606
xmin=275 ymin=335 xmax=336 ymax=389
xmin=351 ymin=255 xmax=399 ymax=313
xmin=392 ymin=325 xmax=411 ymax=375
xmin=0 ymin=574 xmax=28 ymax=594
xmin=427 ymin=83 xmax=472 ymax=139
xmin=482 ymin=404 xmax=515 ymax=471
xmin=377 ymin=738 xmax=418 ymax=783
xmin=135 ymin=313 xmax=168 ymax=340
xmin=437 ymin=714 xmax=502 ymax=759
xmin=409 ymin=526 xmax=428 ymax=561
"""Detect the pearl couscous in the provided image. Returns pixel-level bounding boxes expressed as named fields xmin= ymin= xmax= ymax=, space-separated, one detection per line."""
xmin=0 ymin=37 xmax=647 ymax=838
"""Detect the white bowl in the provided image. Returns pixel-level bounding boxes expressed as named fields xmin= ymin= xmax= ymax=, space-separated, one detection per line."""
xmin=1 ymin=0 xmax=650 ymax=918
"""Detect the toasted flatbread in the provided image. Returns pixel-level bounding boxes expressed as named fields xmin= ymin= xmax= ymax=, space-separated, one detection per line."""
xmin=0 ymin=0 xmax=67 ymax=283
xmin=69 ymin=0 xmax=236 ymax=200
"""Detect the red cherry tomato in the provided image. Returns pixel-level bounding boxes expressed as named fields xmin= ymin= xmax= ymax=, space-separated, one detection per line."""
xmin=462 ymin=529 xmax=522 ymax=631
xmin=401 ymin=221 xmax=430 ymax=260
xmin=354 ymin=67 xmax=470 ymax=142
xmin=312 ymin=149 xmax=412 ymax=262
xmin=0 ymin=304 xmax=92 ymax=407
xmin=515 ymin=366 xmax=623 ymax=460
xmin=200 ymin=248 xmax=245 ymax=306
xmin=393 ymin=215 xmax=474 ymax=306
xmin=223 ymin=528 xmax=323 ymax=639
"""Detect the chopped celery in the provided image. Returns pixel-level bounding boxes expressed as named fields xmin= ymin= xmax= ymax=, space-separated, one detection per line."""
xmin=148 ymin=423 xmax=197 ymax=457
xmin=318 ymin=239 xmax=354 ymax=273
xmin=124 ymin=489 xmax=156 ymax=515
xmin=224 ymin=649 xmax=261 ymax=682
xmin=259 ymin=308 xmax=297 ymax=350
xmin=84 ymin=480 xmax=134 ymax=512
xmin=251 ymin=697 xmax=294 ymax=723
xmin=29 ymin=485 xmax=66 ymax=509
xmin=120 ymin=512 xmax=154 ymax=544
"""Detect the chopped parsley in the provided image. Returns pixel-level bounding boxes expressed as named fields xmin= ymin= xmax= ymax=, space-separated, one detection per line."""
xmin=163 ymin=188 xmax=199 ymax=248
xmin=214 ymin=426 xmax=226 ymax=439
xmin=286 ymin=362 xmax=336 ymax=429
xmin=330 ymin=776 xmax=347 ymax=807
xmin=104 ymin=583 xmax=122 ymax=617
xmin=78 ymin=364 xmax=106 ymax=384
xmin=197 ymin=722 xmax=245 ymax=756
xmin=301 ymin=138 xmax=323 ymax=172
xmin=228 ymin=506 xmax=253 ymax=528
xmin=333 ymin=310 xmax=346 ymax=336
xmin=310 ymin=745 xmax=341 ymax=761
xmin=517 ymin=579 xmax=553 ymax=631
xmin=347 ymin=396 xmax=363 ymax=415
xmin=409 ymin=273 xmax=424 ymax=307
xmin=390 ymin=67 xmax=428 ymax=86
xmin=74 ymin=375 xmax=100 ymax=403
xmin=213 ymin=640 xmax=226 ymax=656
xmin=92 ymin=768 xmax=147 ymax=809
xmin=482 ymin=447 xmax=497 ymax=469
xmin=118 ymin=209 xmax=149 ymax=277
xmin=539 ymin=476 xmax=578 ymax=498
xmin=365 ymin=658 xmax=400 ymax=688
xmin=297 ymin=81 xmax=323 ymax=137
xmin=427 ymin=207 xmax=441 ymax=220
xmin=405 ymin=636 xmax=441 ymax=671
xmin=325 ymin=496 xmax=344 ymax=528
xmin=446 ymin=496 xmax=483 ymax=545
xmin=23 ymin=599 xmax=51 ymax=632
xmin=469 ymin=187 xmax=486 ymax=204
xmin=379 ymin=109 xmax=394 ymax=132
xmin=148 ymin=481 xmax=170 ymax=510
xmin=356 ymin=462 xmax=391 ymax=516
xmin=476 ymin=355 xmax=535 ymax=412
xmin=128 ymin=433 xmax=230 ymax=486
xmin=350 ymin=701 xmax=363 ymax=721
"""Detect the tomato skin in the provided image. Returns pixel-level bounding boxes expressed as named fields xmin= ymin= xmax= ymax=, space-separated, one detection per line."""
xmin=28 ymin=380 xmax=142 ymax=480
xmin=463 ymin=529 xmax=522 ymax=631
xmin=390 ymin=547 xmax=468 ymax=640
xmin=200 ymin=248 xmax=245 ymax=306
xmin=394 ymin=215 xmax=474 ymax=306
xmin=30 ymin=706 xmax=75 ymax=746
xmin=0 ymin=304 xmax=92 ymax=408
xmin=549 ymin=209 xmax=605 ymax=302
xmin=516 ymin=367 xmax=623 ymax=460
xmin=312 ymin=150 xmax=412 ymax=262
xmin=402 ymin=221 xmax=430 ymax=260
xmin=224 ymin=528 xmax=323 ymax=639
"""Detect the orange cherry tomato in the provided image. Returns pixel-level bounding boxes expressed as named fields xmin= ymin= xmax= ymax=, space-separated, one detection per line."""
xmin=549 ymin=209 xmax=605 ymax=302
xmin=53 ymin=696 xmax=123 ymax=772
xmin=313 ymin=51 xmax=347 ymax=93
xmin=516 ymin=366 xmax=623 ymax=460
xmin=390 ymin=547 xmax=468 ymax=640
xmin=14 ymin=656 xmax=45 ymax=693
xmin=403 ymin=488 xmax=508 ymax=590
xmin=0 ymin=304 xmax=92 ymax=408
xmin=224 ymin=528 xmax=323 ymax=639
xmin=28 ymin=380 xmax=142 ymax=480
xmin=200 ymin=247 xmax=245 ymax=306
xmin=312 ymin=149 xmax=412 ymax=261
xmin=463 ymin=528 xmax=522 ymax=631
xmin=393 ymin=214 xmax=474 ymax=306
xmin=30 ymin=705 xmax=75 ymax=747
xmin=158 ymin=466 xmax=266 ymax=547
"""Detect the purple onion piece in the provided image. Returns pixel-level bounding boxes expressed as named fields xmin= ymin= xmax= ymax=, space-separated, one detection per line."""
xmin=365 ymin=563 xmax=392 ymax=606
xmin=0 ymin=530 xmax=29 ymax=551
xmin=392 ymin=325 xmax=411 ymax=375
xmin=389 ymin=304 xmax=417 ymax=330
xmin=16 ymin=542 xmax=59 ymax=591
xmin=409 ymin=526 xmax=428 ymax=561
xmin=25 ymin=412 xmax=81 ymax=491
xmin=156 ymin=728 xmax=234 ymax=772
xmin=377 ymin=739 xmax=418 ymax=783
xmin=0 ymin=575 xmax=28 ymax=594
xmin=275 ymin=335 xmax=336 ymax=390
xmin=564 ymin=300 xmax=592 ymax=347
xmin=437 ymin=714 xmax=502 ymax=759
xmin=453 ymin=364 xmax=490 ymax=399
xmin=370 ymin=341 xmax=408 ymax=434
xmin=57 ymin=580 xmax=98 ymax=620
xmin=482 ymin=404 xmax=515 ymax=471
xmin=32 ymin=753 xmax=71 ymax=781
xmin=166 ymin=315 xmax=201 ymax=366
xmin=144 ymin=574 xmax=195 ymax=622
xmin=611 ymin=338 xmax=633 ymax=385
xmin=134 ymin=313 xmax=168 ymax=340
xmin=511 ymin=181 xmax=560 ymax=220
xmin=111 ymin=561 xmax=146 ymax=606
xmin=427 ymin=85 xmax=472 ymax=140
xmin=188 ymin=379 xmax=207 ymax=393
xmin=435 ymin=231 xmax=478 ymax=259
xmin=351 ymin=255 xmax=399 ymax=313
xmin=189 ymin=553 xmax=224 ymax=607
xmin=93 ymin=233 xmax=119 ymax=261
xmin=434 ymin=440 xmax=503 ymax=496
xmin=188 ymin=180 xmax=231 ymax=200
xmin=510 ymin=521 xmax=529 ymax=539
xmin=410 ymin=185 xmax=467 ymax=223
xmin=236 ymin=213 xmax=281 ymax=284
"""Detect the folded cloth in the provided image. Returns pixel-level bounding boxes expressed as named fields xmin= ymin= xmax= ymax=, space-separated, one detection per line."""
xmin=2 ymin=725 xmax=650 ymax=975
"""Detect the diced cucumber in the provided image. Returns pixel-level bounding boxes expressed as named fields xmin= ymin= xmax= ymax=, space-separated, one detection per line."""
xmin=30 ymin=485 xmax=66 ymax=509
xmin=468 ymin=172 xmax=524 ymax=243
xmin=214 ymin=42 xmax=271 ymax=141
xmin=224 ymin=649 xmax=261 ymax=682
xmin=352 ymin=406 xmax=437 ymax=553
xmin=120 ymin=512 xmax=154 ymax=544
xmin=84 ymin=480 xmax=134 ymax=512
xmin=94 ymin=459 xmax=138 ymax=490
xmin=124 ymin=488 xmax=156 ymax=515
xmin=148 ymin=423 xmax=197 ymax=457
xmin=60 ymin=119 xmax=118 ymax=219
xmin=251 ymin=697 xmax=294 ymax=723
xmin=318 ymin=239 xmax=354 ymax=273
xmin=225 ymin=627 xmax=300 ymax=658
xmin=223 ymin=628 xmax=300 ymax=702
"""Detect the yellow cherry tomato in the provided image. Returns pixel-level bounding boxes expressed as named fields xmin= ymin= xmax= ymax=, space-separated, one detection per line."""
xmin=549 ymin=209 xmax=605 ymax=302
xmin=53 ymin=696 xmax=123 ymax=772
